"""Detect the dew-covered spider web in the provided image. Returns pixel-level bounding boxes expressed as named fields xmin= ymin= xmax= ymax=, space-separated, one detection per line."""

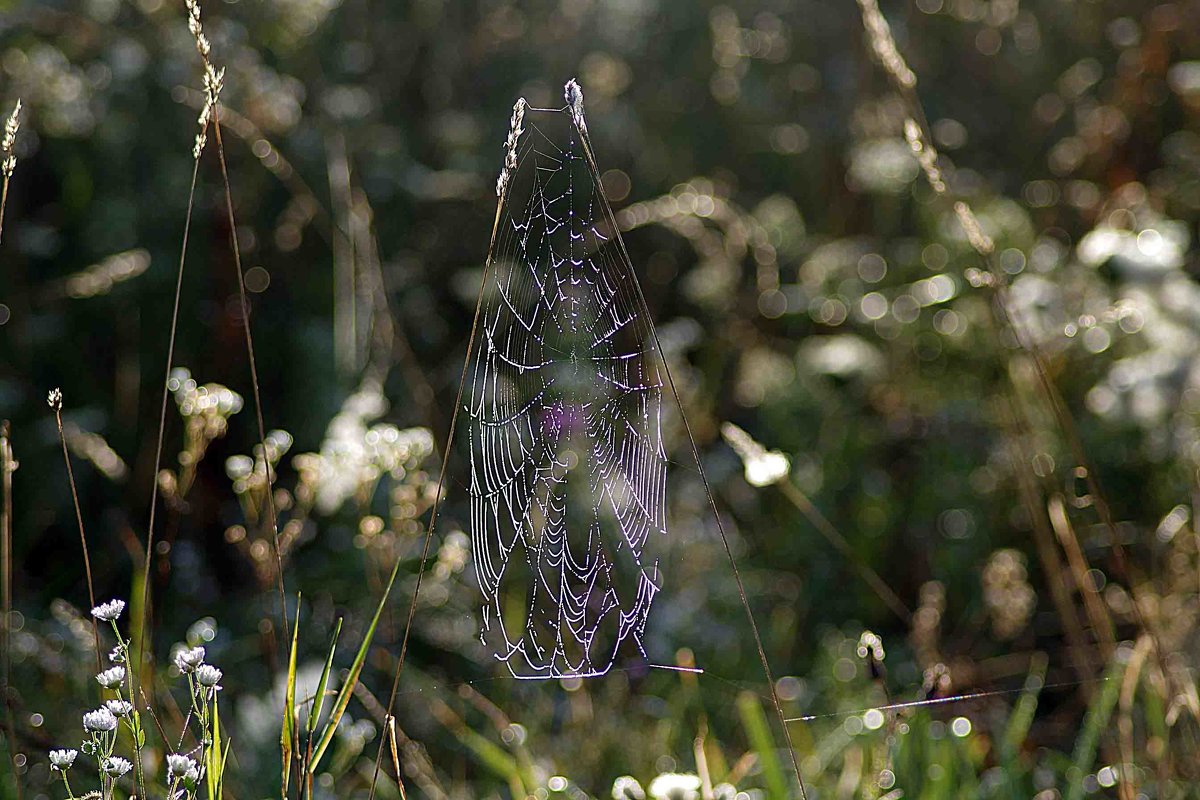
xmin=463 ymin=84 xmax=673 ymax=680
xmin=364 ymin=82 xmax=808 ymax=800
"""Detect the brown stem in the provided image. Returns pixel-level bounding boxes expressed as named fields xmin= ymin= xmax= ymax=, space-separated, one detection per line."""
xmin=1 ymin=422 xmax=24 ymax=800
xmin=54 ymin=405 xmax=102 ymax=672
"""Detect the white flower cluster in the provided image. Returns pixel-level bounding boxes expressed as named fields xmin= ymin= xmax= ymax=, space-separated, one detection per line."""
xmin=50 ymin=597 xmax=223 ymax=800
xmin=169 ymin=368 xmax=244 ymax=421
xmin=174 ymin=645 xmax=206 ymax=673
xmin=50 ymin=597 xmax=141 ymax=796
xmin=611 ymin=773 xmax=737 ymax=800
xmin=90 ymin=599 xmax=125 ymax=622
xmin=226 ymin=429 xmax=293 ymax=498
xmin=49 ymin=749 xmax=77 ymax=771
xmin=95 ymin=666 xmax=126 ymax=689
xmin=82 ymin=708 xmax=118 ymax=733
xmin=167 ymin=753 xmax=199 ymax=781
xmin=293 ymin=383 xmax=434 ymax=514
xmin=105 ymin=700 xmax=133 ymax=717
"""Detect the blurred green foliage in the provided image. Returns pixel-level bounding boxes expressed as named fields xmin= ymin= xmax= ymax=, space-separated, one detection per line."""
xmin=2 ymin=0 xmax=1200 ymax=797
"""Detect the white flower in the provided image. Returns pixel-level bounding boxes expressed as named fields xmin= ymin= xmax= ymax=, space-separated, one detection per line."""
xmin=83 ymin=708 xmax=118 ymax=732
xmin=173 ymin=646 xmax=205 ymax=673
xmin=195 ymin=665 xmax=222 ymax=688
xmin=647 ymin=773 xmax=702 ymax=800
xmin=105 ymin=700 xmax=133 ymax=717
xmin=612 ymin=775 xmax=646 ymax=800
xmin=109 ymin=645 xmax=126 ymax=664
xmin=166 ymin=753 xmax=197 ymax=778
xmin=91 ymin=599 xmax=126 ymax=622
xmin=49 ymin=749 xmax=78 ymax=771
xmin=96 ymin=666 xmax=126 ymax=689
xmin=102 ymin=757 xmax=133 ymax=778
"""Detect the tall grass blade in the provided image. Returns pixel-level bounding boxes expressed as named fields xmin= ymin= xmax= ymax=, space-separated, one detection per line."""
xmin=207 ymin=694 xmax=224 ymax=800
xmin=737 ymin=691 xmax=788 ymax=800
xmin=307 ymin=618 xmax=342 ymax=735
xmin=1065 ymin=650 xmax=1126 ymax=800
xmin=281 ymin=597 xmax=300 ymax=799
xmin=1001 ymin=653 xmax=1048 ymax=766
xmin=309 ymin=582 xmax=392 ymax=773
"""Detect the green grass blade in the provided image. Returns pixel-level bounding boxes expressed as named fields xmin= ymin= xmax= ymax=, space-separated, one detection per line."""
xmin=307 ymin=618 xmax=342 ymax=735
xmin=309 ymin=568 xmax=400 ymax=774
xmin=455 ymin=725 xmax=520 ymax=783
xmin=736 ymin=691 xmax=788 ymax=800
xmin=281 ymin=596 xmax=301 ymax=800
xmin=207 ymin=694 xmax=223 ymax=800
xmin=1064 ymin=649 xmax=1126 ymax=800
xmin=218 ymin=739 xmax=232 ymax=799
xmin=1000 ymin=652 xmax=1048 ymax=767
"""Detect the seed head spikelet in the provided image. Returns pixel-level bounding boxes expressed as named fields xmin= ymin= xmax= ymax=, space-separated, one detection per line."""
xmin=856 ymin=0 xmax=916 ymax=89
xmin=564 ymin=78 xmax=586 ymax=132
xmin=954 ymin=201 xmax=994 ymax=255
xmin=904 ymin=118 xmax=946 ymax=194
xmin=495 ymin=97 xmax=526 ymax=197
xmin=1 ymin=99 xmax=19 ymax=178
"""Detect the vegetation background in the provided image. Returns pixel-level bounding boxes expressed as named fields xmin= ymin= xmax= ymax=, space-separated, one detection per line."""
xmin=1 ymin=0 xmax=1199 ymax=797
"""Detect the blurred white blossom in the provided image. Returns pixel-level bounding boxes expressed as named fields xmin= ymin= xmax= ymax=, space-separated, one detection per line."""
xmin=722 ymin=422 xmax=791 ymax=487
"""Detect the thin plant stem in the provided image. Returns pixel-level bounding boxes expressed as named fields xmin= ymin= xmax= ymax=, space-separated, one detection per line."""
xmin=51 ymin=398 xmax=102 ymax=672
xmin=137 ymin=149 xmax=203 ymax=800
xmin=775 ymin=478 xmax=911 ymax=624
xmin=1 ymin=422 xmax=23 ymax=800
xmin=211 ymin=113 xmax=289 ymax=647
xmin=0 ymin=176 xmax=9 ymax=247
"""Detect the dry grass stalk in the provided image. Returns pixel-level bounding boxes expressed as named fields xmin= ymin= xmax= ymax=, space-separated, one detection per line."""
xmin=48 ymin=389 xmax=102 ymax=672
xmin=1048 ymin=495 xmax=1117 ymax=657
xmin=1 ymin=421 xmax=22 ymax=800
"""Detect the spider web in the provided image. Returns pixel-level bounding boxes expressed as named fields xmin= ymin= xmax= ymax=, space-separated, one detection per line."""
xmin=463 ymin=96 xmax=671 ymax=680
